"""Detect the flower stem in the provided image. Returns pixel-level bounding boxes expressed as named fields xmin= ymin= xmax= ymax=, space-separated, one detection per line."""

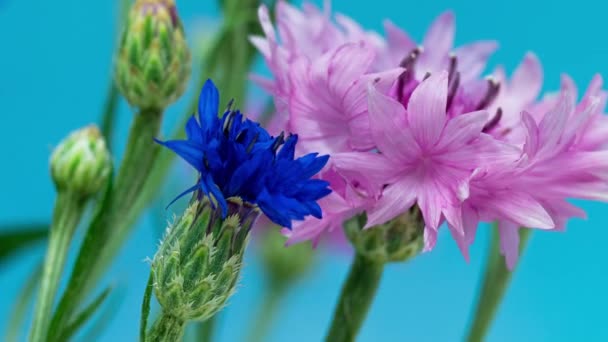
xmin=247 ymin=282 xmax=287 ymax=342
xmin=466 ymin=226 xmax=532 ymax=342
xmin=49 ymin=108 xmax=163 ymax=340
xmin=325 ymin=254 xmax=385 ymax=342
xmin=194 ymin=316 xmax=217 ymax=342
xmin=147 ymin=313 xmax=185 ymax=342
xmin=30 ymin=191 xmax=86 ymax=342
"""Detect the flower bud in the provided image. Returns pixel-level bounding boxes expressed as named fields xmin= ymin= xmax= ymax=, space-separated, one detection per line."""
xmin=345 ymin=208 xmax=424 ymax=263
xmin=115 ymin=0 xmax=191 ymax=110
xmin=50 ymin=125 xmax=112 ymax=197
xmin=152 ymin=198 xmax=260 ymax=321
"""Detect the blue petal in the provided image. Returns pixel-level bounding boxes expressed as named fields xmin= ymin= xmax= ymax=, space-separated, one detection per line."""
xmin=185 ymin=115 xmax=203 ymax=144
xmin=199 ymin=79 xmax=220 ymax=130
xmin=154 ymin=139 xmax=204 ymax=171
xmin=205 ymin=173 xmax=228 ymax=217
xmin=299 ymin=154 xmax=330 ymax=179
xmin=278 ymin=134 xmax=297 ymax=160
xmin=165 ymin=183 xmax=200 ymax=209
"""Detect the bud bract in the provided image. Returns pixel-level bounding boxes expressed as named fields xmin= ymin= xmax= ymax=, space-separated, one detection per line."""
xmin=50 ymin=125 xmax=112 ymax=197
xmin=115 ymin=0 xmax=191 ymax=110
xmin=345 ymin=209 xmax=424 ymax=263
xmin=152 ymin=198 xmax=260 ymax=321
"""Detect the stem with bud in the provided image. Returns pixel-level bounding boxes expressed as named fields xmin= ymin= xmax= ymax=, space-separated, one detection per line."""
xmin=30 ymin=191 xmax=87 ymax=342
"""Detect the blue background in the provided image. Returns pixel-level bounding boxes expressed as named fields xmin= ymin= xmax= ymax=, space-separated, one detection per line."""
xmin=1 ymin=0 xmax=607 ymax=341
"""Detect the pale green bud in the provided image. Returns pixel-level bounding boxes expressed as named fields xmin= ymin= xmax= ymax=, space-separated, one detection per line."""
xmin=115 ymin=0 xmax=191 ymax=110
xmin=50 ymin=125 xmax=111 ymax=197
xmin=152 ymin=198 xmax=260 ymax=321
xmin=345 ymin=208 xmax=424 ymax=263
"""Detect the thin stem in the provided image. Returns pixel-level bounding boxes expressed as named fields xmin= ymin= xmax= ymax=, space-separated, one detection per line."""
xmin=325 ymin=254 xmax=385 ymax=342
xmin=147 ymin=313 xmax=185 ymax=342
xmin=49 ymin=109 xmax=163 ymax=340
xmin=194 ymin=316 xmax=217 ymax=342
xmin=247 ymin=283 xmax=287 ymax=342
xmin=29 ymin=191 xmax=86 ymax=342
xmin=466 ymin=226 xmax=532 ymax=342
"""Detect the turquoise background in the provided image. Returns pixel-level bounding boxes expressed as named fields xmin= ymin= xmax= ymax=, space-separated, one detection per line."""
xmin=1 ymin=0 xmax=607 ymax=341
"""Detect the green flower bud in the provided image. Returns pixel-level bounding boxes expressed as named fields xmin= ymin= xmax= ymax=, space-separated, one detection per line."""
xmin=345 ymin=208 xmax=424 ymax=263
xmin=152 ymin=198 xmax=260 ymax=321
xmin=50 ymin=125 xmax=112 ymax=197
xmin=115 ymin=0 xmax=191 ymax=110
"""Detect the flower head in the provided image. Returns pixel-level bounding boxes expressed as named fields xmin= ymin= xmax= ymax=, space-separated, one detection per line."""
xmin=50 ymin=125 xmax=112 ymax=197
xmin=115 ymin=0 xmax=191 ymax=110
xmin=252 ymin=1 xmax=608 ymax=269
xmin=156 ymin=80 xmax=331 ymax=228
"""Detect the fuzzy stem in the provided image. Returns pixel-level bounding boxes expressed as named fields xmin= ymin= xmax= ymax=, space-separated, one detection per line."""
xmin=466 ymin=226 xmax=532 ymax=342
xmin=29 ymin=191 xmax=86 ymax=342
xmin=325 ymin=254 xmax=385 ymax=342
xmin=147 ymin=313 xmax=185 ymax=342
xmin=49 ymin=108 xmax=162 ymax=340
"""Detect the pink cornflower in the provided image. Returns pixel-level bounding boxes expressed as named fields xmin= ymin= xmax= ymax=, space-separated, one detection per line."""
xmin=252 ymin=1 xmax=608 ymax=269
xmin=333 ymin=72 xmax=511 ymax=250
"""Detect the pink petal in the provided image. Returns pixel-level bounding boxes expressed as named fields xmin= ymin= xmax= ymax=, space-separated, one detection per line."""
xmin=407 ymin=71 xmax=449 ymax=148
xmin=249 ymin=36 xmax=270 ymax=57
xmin=331 ymin=152 xmax=400 ymax=196
xmin=435 ymin=110 xmax=488 ymax=152
xmin=420 ymin=11 xmax=455 ymax=72
xmin=326 ymin=42 xmax=376 ymax=96
xmin=257 ymin=5 xmax=277 ymax=42
xmin=367 ymin=83 xmax=420 ymax=161
xmin=417 ymin=179 xmax=444 ymax=230
xmin=384 ymin=19 xmax=416 ymax=51
xmin=365 ymin=176 xmax=418 ymax=228
xmin=538 ymin=91 xmax=575 ymax=155
xmin=454 ymin=41 xmax=498 ymax=83
xmin=510 ymin=52 xmax=543 ymax=104
xmin=494 ymin=192 xmax=554 ymax=229
xmin=522 ymin=111 xmax=540 ymax=158
xmin=497 ymin=221 xmax=521 ymax=270
xmin=423 ymin=226 xmax=438 ymax=252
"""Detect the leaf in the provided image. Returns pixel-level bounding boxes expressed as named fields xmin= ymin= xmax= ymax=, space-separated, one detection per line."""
xmin=140 ymin=272 xmax=154 ymax=342
xmin=0 ymin=224 xmax=48 ymax=262
xmin=56 ymin=287 xmax=112 ymax=342
xmin=5 ymin=260 xmax=43 ymax=342
xmin=81 ymin=286 xmax=126 ymax=342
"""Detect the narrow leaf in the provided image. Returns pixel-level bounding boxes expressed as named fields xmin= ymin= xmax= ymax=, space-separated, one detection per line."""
xmin=81 ymin=286 xmax=126 ymax=342
xmin=5 ymin=261 xmax=43 ymax=342
xmin=57 ymin=287 xmax=112 ymax=342
xmin=0 ymin=224 xmax=48 ymax=261
xmin=140 ymin=272 xmax=154 ymax=342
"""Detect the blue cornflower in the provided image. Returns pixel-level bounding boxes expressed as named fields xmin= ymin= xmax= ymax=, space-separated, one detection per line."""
xmin=156 ymin=79 xmax=331 ymax=228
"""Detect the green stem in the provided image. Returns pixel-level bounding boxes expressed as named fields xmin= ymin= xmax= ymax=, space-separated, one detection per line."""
xmin=100 ymin=83 xmax=120 ymax=150
xmin=147 ymin=313 xmax=185 ymax=342
xmin=247 ymin=283 xmax=287 ymax=342
xmin=194 ymin=316 xmax=217 ymax=342
xmin=325 ymin=254 xmax=385 ymax=342
xmin=466 ymin=226 xmax=532 ymax=342
xmin=49 ymin=109 xmax=162 ymax=340
xmin=29 ymin=191 xmax=87 ymax=342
